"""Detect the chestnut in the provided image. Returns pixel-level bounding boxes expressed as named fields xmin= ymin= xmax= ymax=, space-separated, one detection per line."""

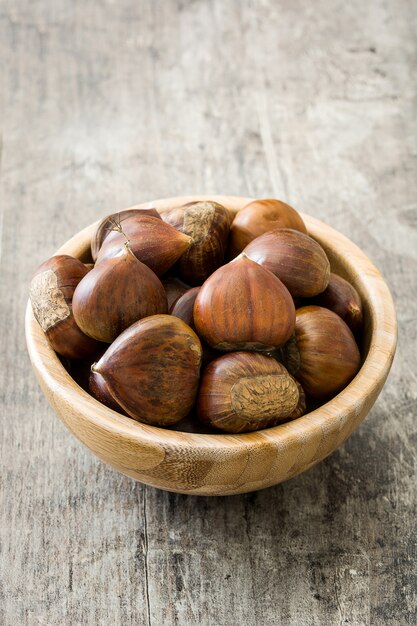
xmin=95 ymin=215 xmax=192 ymax=276
xmin=229 ymin=198 xmax=307 ymax=258
xmin=194 ymin=254 xmax=295 ymax=351
xmin=72 ymin=244 xmax=168 ymax=343
xmin=29 ymin=255 xmax=101 ymax=359
xmin=91 ymin=207 xmax=162 ymax=261
xmin=89 ymin=369 xmax=127 ymax=414
xmin=197 ymin=352 xmax=306 ymax=433
xmin=92 ymin=315 xmax=202 ymax=426
xmin=309 ymin=273 xmax=363 ymax=335
xmin=291 ymin=306 xmax=361 ymax=399
xmin=169 ymin=287 xmax=201 ymax=327
xmin=162 ymin=200 xmax=230 ymax=285
xmin=170 ymin=286 xmax=217 ymax=366
xmin=162 ymin=278 xmax=190 ymax=309
xmin=244 ymin=228 xmax=330 ymax=297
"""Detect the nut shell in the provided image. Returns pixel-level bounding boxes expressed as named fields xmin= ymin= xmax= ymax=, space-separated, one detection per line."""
xmin=29 ymin=255 xmax=101 ymax=359
xmin=73 ymin=245 xmax=168 ymax=343
xmin=197 ymin=352 xmax=305 ymax=433
xmin=170 ymin=286 xmax=217 ymax=366
xmin=93 ymin=315 xmax=202 ymax=426
xmin=309 ymin=273 xmax=363 ymax=335
xmin=95 ymin=215 xmax=192 ymax=276
xmin=293 ymin=306 xmax=361 ymax=399
xmin=162 ymin=278 xmax=190 ymax=309
xmin=91 ymin=208 xmax=161 ymax=260
xmin=244 ymin=228 xmax=330 ymax=297
xmin=229 ymin=199 xmax=307 ymax=257
xmin=169 ymin=287 xmax=201 ymax=327
xmin=194 ymin=254 xmax=295 ymax=351
xmin=162 ymin=201 xmax=230 ymax=285
xmin=89 ymin=370 xmax=126 ymax=414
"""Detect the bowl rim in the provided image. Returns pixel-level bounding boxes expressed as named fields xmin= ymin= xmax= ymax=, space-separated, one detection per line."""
xmin=25 ymin=195 xmax=397 ymax=453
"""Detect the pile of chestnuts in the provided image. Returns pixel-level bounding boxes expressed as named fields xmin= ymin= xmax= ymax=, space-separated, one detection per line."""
xmin=30 ymin=198 xmax=363 ymax=434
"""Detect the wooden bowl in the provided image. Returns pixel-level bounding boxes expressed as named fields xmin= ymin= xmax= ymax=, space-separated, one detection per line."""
xmin=25 ymin=196 xmax=397 ymax=495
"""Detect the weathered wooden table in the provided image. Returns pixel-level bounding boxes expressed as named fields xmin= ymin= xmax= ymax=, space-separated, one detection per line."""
xmin=1 ymin=1 xmax=416 ymax=624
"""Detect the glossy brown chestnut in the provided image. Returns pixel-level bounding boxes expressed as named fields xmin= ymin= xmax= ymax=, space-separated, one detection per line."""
xmin=244 ymin=228 xmax=330 ymax=297
xmin=91 ymin=208 xmax=161 ymax=260
xmin=194 ymin=254 xmax=295 ymax=351
xmin=197 ymin=352 xmax=306 ymax=433
xmin=169 ymin=286 xmax=218 ymax=366
xmin=29 ymin=255 xmax=101 ymax=359
xmin=169 ymin=287 xmax=201 ymax=327
xmin=162 ymin=200 xmax=230 ymax=285
xmin=229 ymin=198 xmax=307 ymax=258
xmin=92 ymin=315 xmax=202 ymax=426
xmin=73 ymin=244 xmax=168 ymax=343
xmin=89 ymin=369 xmax=126 ymax=414
xmin=95 ymin=215 xmax=192 ymax=276
xmin=162 ymin=278 xmax=190 ymax=309
xmin=292 ymin=306 xmax=361 ymax=399
xmin=309 ymin=273 xmax=363 ymax=335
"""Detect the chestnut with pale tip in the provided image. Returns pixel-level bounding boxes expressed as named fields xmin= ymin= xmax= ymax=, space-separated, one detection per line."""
xmin=91 ymin=207 xmax=162 ymax=261
xmin=29 ymin=255 xmax=102 ymax=359
xmin=95 ymin=215 xmax=192 ymax=276
xmin=72 ymin=243 xmax=168 ymax=343
xmin=291 ymin=306 xmax=361 ymax=399
xmin=91 ymin=315 xmax=203 ymax=426
xmin=309 ymin=273 xmax=363 ymax=335
xmin=162 ymin=200 xmax=230 ymax=285
xmin=229 ymin=198 xmax=307 ymax=258
xmin=193 ymin=253 xmax=295 ymax=352
xmin=244 ymin=228 xmax=330 ymax=297
xmin=197 ymin=352 xmax=306 ymax=433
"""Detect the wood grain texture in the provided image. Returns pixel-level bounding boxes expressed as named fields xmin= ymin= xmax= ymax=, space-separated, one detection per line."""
xmin=25 ymin=196 xmax=397 ymax=495
xmin=1 ymin=1 xmax=416 ymax=625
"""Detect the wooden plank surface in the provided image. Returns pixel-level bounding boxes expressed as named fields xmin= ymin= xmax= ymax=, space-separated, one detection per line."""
xmin=0 ymin=0 xmax=416 ymax=624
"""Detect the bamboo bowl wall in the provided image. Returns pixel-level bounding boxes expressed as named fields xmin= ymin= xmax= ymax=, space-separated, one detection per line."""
xmin=25 ymin=196 xmax=397 ymax=495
